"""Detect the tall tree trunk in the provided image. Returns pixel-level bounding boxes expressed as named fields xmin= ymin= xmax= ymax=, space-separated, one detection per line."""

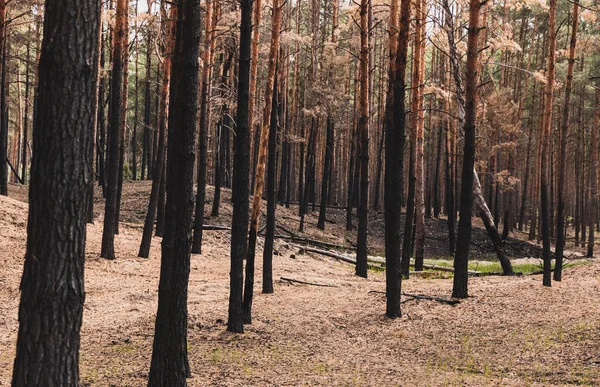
xmin=132 ymin=0 xmax=139 ymax=180
xmin=191 ymin=0 xmax=216 ymax=254
xmin=98 ymin=28 xmax=107 ymax=197
xmin=401 ymin=142 xmax=415 ymax=276
xmin=11 ymin=0 xmax=100 ymax=383
xmin=433 ymin=125 xmax=442 ymax=218
xmin=356 ymin=0 xmax=370 ymax=278
xmin=539 ymin=0 xmax=557 ymax=286
xmin=212 ymin=51 xmax=234 ymax=217
xmin=100 ymin=0 xmax=128 ymax=260
xmin=555 ymin=0 xmax=578 ymax=279
xmin=445 ymin=112 xmax=455 ymax=254
xmin=243 ymin=0 xmax=281 ymax=324
xmin=317 ymin=116 xmax=334 ymax=229
xmin=142 ymin=16 xmax=153 ymax=181
xmin=138 ymin=3 xmax=176 ymax=258
xmin=21 ymin=27 xmax=31 ymax=183
xmin=248 ymin=0 xmax=262 ymax=175
xmin=346 ymin=64 xmax=359 ymax=231
xmin=147 ymin=0 xmax=200 ymax=383
xmin=262 ymin=74 xmax=279 ymax=295
xmin=0 ymin=0 xmax=7 ymax=196
xmin=452 ymin=0 xmax=481 ymax=298
xmin=587 ymin=87 xmax=600 ymax=258
xmin=413 ymin=0 xmax=426 ymax=271
xmin=227 ymin=0 xmax=253 ymax=334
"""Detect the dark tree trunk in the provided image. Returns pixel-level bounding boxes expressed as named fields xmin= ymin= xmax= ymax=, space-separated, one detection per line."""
xmin=252 ymin=123 xmax=260 ymax=191
xmin=262 ymin=77 xmax=279 ymax=294
xmin=298 ymin=122 xmax=305 ymax=221
xmin=147 ymin=0 xmax=200 ymax=383
xmin=445 ymin=118 xmax=455 ymax=254
xmin=401 ymin=142 xmax=416 ymax=277
xmin=21 ymin=35 xmax=31 ymax=183
xmin=0 ymin=8 xmax=7 ymax=197
xmin=373 ymin=122 xmax=384 ymax=211
xmin=452 ymin=0 xmax=481 ymax=298
xmin=212 ymin=50 xmax=233 ymax=217
xmin=587 ymin=87 xmax=599 ymax=258
xmin=277 ymin=109 xmax=289 ymax=204
xmin=345 ymin=121 xmax=356 ymax=231
xmin=142 ymin=27 xmax=153 ymax=181
xmin=227 ymin=0 xmax=253 ymax=334
xmin=433 ymin=125 xmax=442 ymax=218
xmin=139 ymin=4 xmax=176 ymax=258
xmin=11 ymin=0 xmax=100 ymax=384
xmin=356 ymin=0 xmax=370 ymax=279
xmin=100 ymin=0 xmax=128 ymax=260
xmin=156 ymin=162 xmax=166 ymax=236
xmin=98 ymin=31 xmax=107 ymax=197
xmin=540 ymin=0 xmax=557 ymax=286
xmin=191 ymin=0 xmax=215 ymax=255
xmin=555 ymin=0 xmax=579 ymax=279
xmin=318 ymin=116 xmax=334 ymax=230
xmin=383 ymin=0 xmax=406 ymax=318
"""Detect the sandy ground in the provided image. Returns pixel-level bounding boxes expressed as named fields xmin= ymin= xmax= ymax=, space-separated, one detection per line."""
xmin=1 ymin=182 xmax=599 ymax=386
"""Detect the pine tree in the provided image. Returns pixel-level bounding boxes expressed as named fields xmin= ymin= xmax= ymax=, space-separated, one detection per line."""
xmin=11 ymin=0 xmax=101 ymax=383
xmin=147 ymin=0 xmax=201 ymax=383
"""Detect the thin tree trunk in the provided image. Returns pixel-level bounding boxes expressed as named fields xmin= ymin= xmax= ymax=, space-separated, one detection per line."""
xmin=191 ymin=0 xmax=215 ymax=254
xmin=262 ymin=74 xmax=279 ymax=295
xmin=100 ymin=0 xmax=128 ymax=260
xmin=0 ymin=1 xmax=7 ymax=196
xmin=587 ymin=87 xmax=600 ymax=258
xmin=243 ymin=0 xmax=282 ymax=324
xmin=356 ymin=0 xmax=370 ymax=278
xmin=413 ymin=0 xmax=426 ymax=270
xmin=539 ymin=0 xmax=557 ymax=286
xmin=318 ymin=116 xmax=334 ymax=229
xmin=212 ymin=51 xmax=234 ymax=217
xmin=138 ymin=3 xmax=176 ymax=258
xmin=227 ymin=0 xmax=253 ymax=334
xmin=555 ymin=0 xmax=578 ymax=278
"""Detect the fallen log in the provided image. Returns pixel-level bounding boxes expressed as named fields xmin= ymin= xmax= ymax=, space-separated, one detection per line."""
xmin=202 ymin=224 xmax=231 ymax=231
xmin=275 ymin=234 xmax=354 ymax=252
xmin=280 ymin=277 xmax=338 ymax=288
xmin=368 ymin=290 xmax=460 ymax=305
xmin=402 ymin=292 xmax=460 ymax=305
xmin=293 ymin=244 xmax=482 ymax=274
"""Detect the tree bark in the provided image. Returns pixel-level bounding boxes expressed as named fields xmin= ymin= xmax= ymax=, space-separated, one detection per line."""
xmin=539 ymin=0 xmax=557 ymax=286
xmin=244 ymin=0 xmax=281 ymax=323
xmin=227 ymin=0 xmax=253 ymax=334
xmin=452 ymin=0 xmax=481 ymax=298
xmin=555 ymin=0 xmax=578 ymax=279
xmin=11 ymin=0 xmax=100 ymax=384
xmin=356 ymin=0 xmax=370 ymax=278
xmin=587 ymin=86 xmax=600 ymax=258
xmin=0 ymin=0 xmax=7 ymax=196
xmin=262 ymin=75 xmax=279 ymax=294
xmin=147 ymin=0 xmax=200 ymax=383
xmin=100 ymin=0 xmax=128 ymax=260
xmin=191 ymin=0 xmax=216 ymax=254
xmin=383 ymin=0 xmax=408 ymax=315
xmin=138 ymin=3 xmax=176 ymax=258
xmin=317 ymin=116 xmax=334 ymax=229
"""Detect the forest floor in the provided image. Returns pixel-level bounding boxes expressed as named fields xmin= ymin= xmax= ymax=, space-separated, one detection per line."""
xmin=1 ymin=181 xmax=599 ymax=386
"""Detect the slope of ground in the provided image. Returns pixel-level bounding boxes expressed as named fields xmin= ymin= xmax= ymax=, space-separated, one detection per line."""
xmin=1 ymin=183 xmax=598 ymax=386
